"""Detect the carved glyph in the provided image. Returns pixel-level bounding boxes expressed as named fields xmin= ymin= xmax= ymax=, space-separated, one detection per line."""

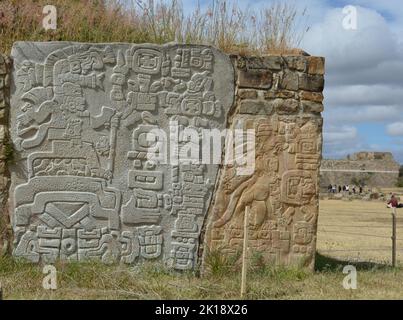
xmin=9 ymin=42 xmax=234 ymax=269
xmin=203 ymin=116 xmax=322 ymax=268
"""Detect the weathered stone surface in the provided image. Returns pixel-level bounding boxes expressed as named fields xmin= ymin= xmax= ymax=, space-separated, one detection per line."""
xmin=201 ymin=53 xmax=324 ymax=271
xmin=301 ymin=100 xmax=324 ymax=113
xmin=262 ymin=56 xmax=283 ymax=70
xmin=307 ymin=57 xmax=325 ymax=75
xmin=284 ymin=56 xmax=307 ymax=72
xmin=264 ymin=90 xmax=296 ymax=100
xmin=299 ymin=90 xmax=323 ymax=103
xmin=238 ymin=69 xmax=272 ymax=89
xmin=274 ymin=98 xmax=299 ymax=114
xmin=299 ymin=73 xmax=324 ymax=92
xmin=280 ymin=70 xmax=299 ymax=91
xmin=238 ymin=89 xmax=258 ymax=100
xmin=9 ymin=41 xmax=234 ymax=268
xmin=5 ymin=43 xmax=325 ymax=270
xmin=239 ymin=99 xmax=274 ymax=115
xmin=238 ymin=56 xmax=283 ymax=71
xmin=202 ymin=116 xmax=322 ymax=269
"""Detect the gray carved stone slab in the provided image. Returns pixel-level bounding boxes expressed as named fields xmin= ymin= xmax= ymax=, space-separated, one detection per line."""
xmin=9 ymin=41 xmax=234 ymax=269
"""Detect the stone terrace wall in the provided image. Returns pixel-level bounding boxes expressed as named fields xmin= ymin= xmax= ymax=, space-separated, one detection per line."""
xmin=0 ymin=54 xmax=12 ymax=255
xmin=2 ymin=42 xmax=324 ymax=271
xmin=201 ymin=54 xmax=324 ymax=270
xmin=320 ymin=152 xmax=400 ymax=189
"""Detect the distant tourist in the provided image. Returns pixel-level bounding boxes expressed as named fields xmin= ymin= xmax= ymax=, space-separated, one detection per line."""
xmin=338 ymin=185 xmax=342 ymax=193
xmin=359 ymin=186 xmax=363 ymax=194
xmin=387 ymin=195 xmax=403 ymax=208
xmin=332 ymin=185 xmax=336 ymax=193
xmin=352 ymin=186 xmax=356 ymax=194
xmin=342 ymin=185 xmax=346 ymax=192
xmin=346 ymin=185 xmax=350 ymax=192
xmin=328 ymin=184 xmax=332 ymax=193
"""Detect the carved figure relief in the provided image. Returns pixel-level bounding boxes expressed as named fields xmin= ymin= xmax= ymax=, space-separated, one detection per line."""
xmin=203 ymin=116 xmax=322 ymax=268
xmin=10 ymin=42 xmax=234 ymax=269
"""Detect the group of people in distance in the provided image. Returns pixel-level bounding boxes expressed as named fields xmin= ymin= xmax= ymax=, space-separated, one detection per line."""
xmin=325 ymin=184 xmax=402 ymax=209
xmin=327 ymin=184 xmax=363 ymax=194
xmin=387 ymin=194 xmax=403 ymax=208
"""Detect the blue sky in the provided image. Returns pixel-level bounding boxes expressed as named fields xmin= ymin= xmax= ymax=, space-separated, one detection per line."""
xmin=183 ymin=0 xmax=403 ymax=164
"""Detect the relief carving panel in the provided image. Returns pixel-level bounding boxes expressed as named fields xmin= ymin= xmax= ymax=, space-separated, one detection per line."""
xmin=9 ymin=42 xmax=234 ymax=269
xmin=202 ymin=115 xmax=322 ymax=269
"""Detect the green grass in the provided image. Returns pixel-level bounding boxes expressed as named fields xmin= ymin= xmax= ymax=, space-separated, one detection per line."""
xmin=1 ymin=253 xmax=403 ymax=299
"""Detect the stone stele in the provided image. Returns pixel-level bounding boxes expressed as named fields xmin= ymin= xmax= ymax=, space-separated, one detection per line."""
xmin=9 ymin=42 xmax=234 ymax=269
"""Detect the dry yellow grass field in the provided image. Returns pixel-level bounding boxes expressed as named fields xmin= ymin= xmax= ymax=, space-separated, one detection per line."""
xmin=0 ymin=0 xmax=309 ymax=55
xmin=317 ymin=199 xmax=403 ymax=265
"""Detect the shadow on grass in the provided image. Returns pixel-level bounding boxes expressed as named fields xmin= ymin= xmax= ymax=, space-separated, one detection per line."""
xmin=315 ymin=252 xmax=392 ymax=272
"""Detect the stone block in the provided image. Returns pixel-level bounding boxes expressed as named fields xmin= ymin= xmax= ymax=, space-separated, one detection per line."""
xmin=262 ymin=56 xmax=283 ymax=70
xmin=239 ymin=99 xmax=274 ymax=115
xmin=299 ymin=73 xmax=324 ymax=92
xmin=299 ymin=90 xmax=323 ymax=102
xmin=238 ymin=56 xmax=283 ymax=71
xmin=264 ymin=90 xmax=296 ymax=100
xmin=238 ymin=89 xmax=258 ymax=100
xmin=202 ymin=116 xmax=322 ymax=271
xmin=238 ymin=69 xmax=272 ymax=89
xmin=9 ymin=41 xmax=235 ymax=269
xmin=284 ymin=56 xmax=308 ymax=72
xmin=301 ymin=100 xmax=324 ymax=113
xmin=274 ymin=98 xmax=300 ymax=114
xmin=308 ymin=57 xmax=325 ymax=75
xmin=280 ymin=70 xmax=299 ymax=91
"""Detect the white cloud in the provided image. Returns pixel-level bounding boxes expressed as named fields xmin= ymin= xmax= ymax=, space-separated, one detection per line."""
xmin=325 ymin=85 xmax=403 ymax=108
xmin=322 ymin=124 xmax=385 ymax=160
xmin=302 ymin=6 xmax=400 ymax=70
xmin=326 ymin=60 xmax=403 ymax=86
xmin=324 ymin=106 xmax=401 ymax=125
xmin=324 ymin=125 xmax=358 ymax=144
xmin=387 ymin=122 xmax=403 ymax=136
xmin=300 ymin=5 xmax=403 ymax=162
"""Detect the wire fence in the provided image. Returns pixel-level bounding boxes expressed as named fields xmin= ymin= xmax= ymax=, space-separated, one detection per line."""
xmin=318 ymin=229 xmax=395 ymax=240
xmin=317 ymin=207 xmax=400 ymax=265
